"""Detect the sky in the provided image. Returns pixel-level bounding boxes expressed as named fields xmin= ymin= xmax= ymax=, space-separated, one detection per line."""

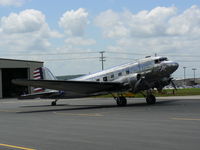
xmin=1 ymin=0 xmax=200 ymax=79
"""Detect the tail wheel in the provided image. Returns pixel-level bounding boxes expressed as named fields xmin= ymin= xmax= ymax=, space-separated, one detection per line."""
xmin=116 ymin=96 xmax=127 ymax=106
xmin=146 ymin=94 xmax=156 ymax=105
xmin=51 ymin=99 xmax=58 ymax=106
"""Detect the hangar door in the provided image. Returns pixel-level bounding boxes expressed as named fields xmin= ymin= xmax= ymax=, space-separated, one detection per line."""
xmin=2 ymin=68 xmax=28 ymax=98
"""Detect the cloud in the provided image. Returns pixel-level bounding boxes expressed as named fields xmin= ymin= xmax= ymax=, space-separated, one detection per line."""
xmin=94 ymin=9 xmax=130 ymax=38
xmin=95 ymin=6 xmax=177 ymax=38
xmin=94 ymin=5 xmax=200 ymax=55
xmin=0 ymin=0 xmax=26 ymax=7
xmin=59 ymin=8 xmax=89 ymax=36
xmin=167 ymin=5 xmax=200 ymax=36
xmin=65 ymin=37 xmax=96 ymax=46
xmin=0 ymin=9 xmax=62 ymax=52
xmin=58 ymin=8 xmax=96 ymax=47
xmin=1 ymin=9 xmax=46 ymax=33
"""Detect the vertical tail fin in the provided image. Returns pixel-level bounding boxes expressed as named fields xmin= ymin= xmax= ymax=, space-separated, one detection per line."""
xmin=34 ymin=67 xmax=57 ymax=80
xmin=41 ymin=67 xmax=57 ymax=80
xmin=33 ymin=67 xmax=57 ymax=93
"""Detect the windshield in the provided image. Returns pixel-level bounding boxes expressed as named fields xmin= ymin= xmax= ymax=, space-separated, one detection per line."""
xmin=154 ymin=57 xmax=168 ymax=64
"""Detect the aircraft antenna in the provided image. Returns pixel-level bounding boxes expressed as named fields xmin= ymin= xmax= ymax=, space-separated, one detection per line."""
xmin=99 ymin=51 xmax=106 ymax=70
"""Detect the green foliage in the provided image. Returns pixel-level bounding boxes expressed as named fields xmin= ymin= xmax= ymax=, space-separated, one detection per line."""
xmin=133 ymin=88 xmax=200 ymax=97
xmin=96 ymin=88 xmax=200 ymax=98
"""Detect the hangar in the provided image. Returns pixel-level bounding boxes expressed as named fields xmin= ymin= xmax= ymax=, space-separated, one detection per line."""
xmin=0 ymin=58 xmax=43 ymax=98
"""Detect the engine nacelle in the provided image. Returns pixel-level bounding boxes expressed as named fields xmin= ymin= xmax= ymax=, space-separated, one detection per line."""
xmin=154 ymin=77 xmax=171 ymax=90
xmin=114 ymin=73 xmax=140 ymax=91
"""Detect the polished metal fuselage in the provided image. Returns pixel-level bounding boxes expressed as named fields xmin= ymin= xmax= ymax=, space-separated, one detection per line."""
xmin=75 ymin=56 xmax=179 ymax=83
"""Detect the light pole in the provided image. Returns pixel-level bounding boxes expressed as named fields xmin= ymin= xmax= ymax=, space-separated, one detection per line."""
xmin=192 ymin=68 xmax=197 ymax=83
xmin=183 ymin=67 xmax=186 ymax=85
xmin=99 ymin=51 xmax=106 ymax=70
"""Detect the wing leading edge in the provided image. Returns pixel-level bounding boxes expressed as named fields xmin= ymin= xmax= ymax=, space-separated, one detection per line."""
xmin=12 ymin=79 xmax=124 ymax=95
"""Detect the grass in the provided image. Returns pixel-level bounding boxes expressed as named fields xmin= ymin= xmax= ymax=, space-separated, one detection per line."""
xmin=96 ymin=88 xmax=200 ymax=98
xmin=158 ymin=88 xmax=200 ymax=96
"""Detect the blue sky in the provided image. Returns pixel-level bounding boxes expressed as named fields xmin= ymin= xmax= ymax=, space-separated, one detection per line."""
xmin=1 ymin=0 xmax=200 ymax=79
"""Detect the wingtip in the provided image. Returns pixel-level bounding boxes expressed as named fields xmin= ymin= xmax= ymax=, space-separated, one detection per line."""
xmin=11 ymin=78 xmax=26 ymax=85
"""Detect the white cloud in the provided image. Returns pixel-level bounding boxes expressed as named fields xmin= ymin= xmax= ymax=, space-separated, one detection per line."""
xmin=58 ymin=8 xmax=96 ymax=47
xmin=94 ymin=9 xmax=129 ymax=38
xmin=1 ymin=9 xmax=46 ymax=33
xmin=0 ymin=9 xmax=62 ymax=52
xmin=0 ymin=0 xmax=26 ymax=7
xmin=95 ymin=5 xmax=200 ymax=54
xmin=95 ymin=6 xmax=177 ymax=38
xmin=59 ymin=8 xmax=89 ymax=36
xmin=65 ymin=37 xmax=96 ymax=46
xmin=167 ymin=5 xmax=200 ymax=36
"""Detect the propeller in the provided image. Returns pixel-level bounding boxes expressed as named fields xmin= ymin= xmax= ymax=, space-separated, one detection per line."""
xmin=133 ymin=78 xmax=142 ymax=92
xmin=170 ymin=79 xmax=177 ymax=90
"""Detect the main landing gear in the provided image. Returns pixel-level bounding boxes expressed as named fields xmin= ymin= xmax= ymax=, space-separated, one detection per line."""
xmin=113 ymin=90 xmax=156 ymax=106
xmin=146 ymin=94 xmax=156 ymax=104
xmin=116 ymin=96 xmax=127 ymax=106
xmin=145 ymin=90 xmax=156 ymax=105
xmin=112 ymin=94 xmax=127 ymax=106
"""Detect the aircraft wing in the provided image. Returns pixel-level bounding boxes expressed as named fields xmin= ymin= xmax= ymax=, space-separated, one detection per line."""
xmin=12 ymin=79 xmax=124 ymax=95
xmin=18 ymin=91 xmax=62 ymax=99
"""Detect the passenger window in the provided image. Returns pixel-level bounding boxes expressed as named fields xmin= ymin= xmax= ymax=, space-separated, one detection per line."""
xmin=126 ymin=70 xmax=130 ymax=74
xmin=111 ymin=74 xmax=114 ymax=78
xmin=103 ymin=77 xmax=107 ymax=81
xmin=118 ymin=72 xmax=122 ymax=76
xmin=96 ymin=79 xmax=100 ymax=82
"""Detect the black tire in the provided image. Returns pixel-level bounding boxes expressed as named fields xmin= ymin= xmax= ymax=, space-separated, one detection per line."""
xmin=51 ymin=101 xmax=57 ymax=106
xmin=116 ymin=97 xmax=127 ymax=106
xmin=146 ymin=94 xmax=156 ymax=105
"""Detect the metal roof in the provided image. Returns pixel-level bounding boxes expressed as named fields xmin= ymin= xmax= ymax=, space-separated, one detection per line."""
xmin=0 ymin=58 xmax=43 ymax=64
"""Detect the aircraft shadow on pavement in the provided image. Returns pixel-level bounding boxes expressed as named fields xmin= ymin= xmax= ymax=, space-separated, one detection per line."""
xmin=18 ymin=100 xmax=178 ymax=114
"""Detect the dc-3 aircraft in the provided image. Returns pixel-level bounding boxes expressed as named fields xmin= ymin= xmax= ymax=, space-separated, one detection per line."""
xmin=12 ymin=56 xmax=179 ymax=106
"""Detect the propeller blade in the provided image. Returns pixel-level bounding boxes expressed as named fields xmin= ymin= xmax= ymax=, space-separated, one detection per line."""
xmin=170 ymin=80 xmax=177 ymax=90
xmin=133 ymin=78 xmax=142 ymax=92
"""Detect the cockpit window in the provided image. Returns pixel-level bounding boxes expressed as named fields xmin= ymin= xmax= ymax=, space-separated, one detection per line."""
xmin=155 ymin=59 xmax=159 ymax=64
xmin=160 ymin=57 xmax=168 ymax=61
xmin=154 ymin=57 xmax=168 ymax=64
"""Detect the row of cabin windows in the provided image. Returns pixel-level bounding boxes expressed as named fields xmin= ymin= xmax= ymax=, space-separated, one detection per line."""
xmin=95 ymin=70 xmax=130 ymax=82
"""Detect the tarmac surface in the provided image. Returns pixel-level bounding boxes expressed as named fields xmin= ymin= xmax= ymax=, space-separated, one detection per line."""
xmin=0 ymin=96 xmax=200 ymax=150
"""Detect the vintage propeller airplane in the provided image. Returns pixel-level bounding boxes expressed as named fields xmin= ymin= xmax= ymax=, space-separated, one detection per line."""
xmin=12 ymin=56 xmax=179 ymax=106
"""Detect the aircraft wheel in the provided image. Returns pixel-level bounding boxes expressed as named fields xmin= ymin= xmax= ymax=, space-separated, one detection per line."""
xmin=116 ymin=96 xmax=127 ymax=106
xmin=51 ymin=101 xmax=57 ymax=106
xmin=146 ymin=94 xmax=156 ymax=105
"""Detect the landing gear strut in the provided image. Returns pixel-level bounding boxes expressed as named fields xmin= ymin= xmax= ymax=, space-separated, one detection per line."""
xmin=116 ymin=96 xmax=127 ymax=106
xmin=51 ymin=99 xmax=58 ymax=106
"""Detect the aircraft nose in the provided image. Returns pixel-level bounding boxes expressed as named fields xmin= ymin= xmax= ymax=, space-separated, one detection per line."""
xmin=167 ymin=61 xmax=179 ymax=72
xmin=172 ymin=62 xmax=179 ymax=70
